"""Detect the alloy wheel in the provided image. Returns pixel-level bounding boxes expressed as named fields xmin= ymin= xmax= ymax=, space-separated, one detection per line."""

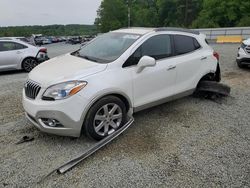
xmin=23 ymin=58 xmax=38 ymax=72
xmin=93 ymin=103 xmax=123 ymax=136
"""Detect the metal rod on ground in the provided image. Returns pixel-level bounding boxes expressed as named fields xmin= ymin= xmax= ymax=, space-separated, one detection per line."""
xmin=38 ymin=117 xmax=134 ymax=183
xmin=57 ymin=117 xmax=134 ymax=174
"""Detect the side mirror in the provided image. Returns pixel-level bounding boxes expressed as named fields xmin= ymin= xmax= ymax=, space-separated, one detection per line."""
xmin=136 ymin=56 xmax=156 ymax=73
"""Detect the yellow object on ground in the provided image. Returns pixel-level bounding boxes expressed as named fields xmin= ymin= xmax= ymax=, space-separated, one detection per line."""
xmin=216 ymin=36 xmax=243 ymax=43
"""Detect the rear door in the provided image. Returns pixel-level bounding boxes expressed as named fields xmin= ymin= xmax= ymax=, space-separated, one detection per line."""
xmin=171 ymin=35 xmax=204 ymax=93
xmin=0 ymin=41 xmax=26 ymax=69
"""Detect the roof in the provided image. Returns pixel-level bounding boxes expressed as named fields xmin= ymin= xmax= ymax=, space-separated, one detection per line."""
xmin=113 ymin=27 xmax=200 ymax=35
xmin=0 ymin=38 xmax=13 ymax=41
xmin=113 ymin=27 xmax=155 ymax=35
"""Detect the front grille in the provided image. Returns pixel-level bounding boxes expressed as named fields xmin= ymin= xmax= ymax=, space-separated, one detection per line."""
xmin=25 ymin=80 xmax=41 ymax=99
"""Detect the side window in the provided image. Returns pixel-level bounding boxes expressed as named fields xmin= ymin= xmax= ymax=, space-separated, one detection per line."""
xmin=174 ymin=35 xmax=200 ymax=55
xmin=141 ymin=35 xmax=172 ymax=60
xmin=0 ymin=42 xmax=16 ymax=51
xmin=15 ymin=42 xmax=27 ymax=50
xmin=0 ymin=42 xmax=5 ymax=52
xmin=193 ymin=38 xmax=201 ymax=49
xmin=123 ymin=34 xmax=172 ymax=67
xmin=0 ymin=42 xmax=27 ymax=52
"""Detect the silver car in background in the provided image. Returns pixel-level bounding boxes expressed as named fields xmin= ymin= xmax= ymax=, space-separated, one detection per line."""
xmin=0 ymin=38 xmax=49 ymax=72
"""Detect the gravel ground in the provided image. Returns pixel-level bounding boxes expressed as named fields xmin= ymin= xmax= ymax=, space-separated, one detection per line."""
xmin=0 ymin=43 xmax=249 ymax=188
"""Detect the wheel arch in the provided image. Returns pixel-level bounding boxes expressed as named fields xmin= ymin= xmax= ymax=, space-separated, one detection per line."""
xmin=80 ymin=91 xmax=132 ymax=121
xmin=196 ymin=63 xmax=221 ymax=87
xmin=21 ymin=56 xmax=37 ymax=69
xmin=80 ymin=91 xmax=132 ymax=134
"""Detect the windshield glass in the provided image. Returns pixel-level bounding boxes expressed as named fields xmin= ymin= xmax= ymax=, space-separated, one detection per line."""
xmin=76 ymin=32 xmax=141 ymax=63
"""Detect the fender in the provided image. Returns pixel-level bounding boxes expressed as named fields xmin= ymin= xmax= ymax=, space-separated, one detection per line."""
xmin=79 ymin=89 xmax=133 ymax=126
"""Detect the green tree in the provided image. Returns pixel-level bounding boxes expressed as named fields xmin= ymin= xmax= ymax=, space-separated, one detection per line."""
xmin=0 ymin=25 xmax=97 ymax=37
xmin=95 ymin=0 xmax=127 ymax=32
xmin=192 ymin=0 xmax=250 ymax=28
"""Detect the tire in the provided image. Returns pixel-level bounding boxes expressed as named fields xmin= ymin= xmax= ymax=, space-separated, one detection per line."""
xmin=84 ymin=96 xmax=127 ymax=140
xmin=22 ymin=58 xmax=38 ymax=72
xmin=196 ymin=80 xmax=231 ymax=97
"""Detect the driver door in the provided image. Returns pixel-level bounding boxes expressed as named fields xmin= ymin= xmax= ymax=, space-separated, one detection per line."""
xmin=123 ymin=34 xmax=177 ymax=109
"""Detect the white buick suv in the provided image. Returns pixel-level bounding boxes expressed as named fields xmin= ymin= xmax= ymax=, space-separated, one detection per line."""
xmin=23 ymin=27 xmax=221 ymax=140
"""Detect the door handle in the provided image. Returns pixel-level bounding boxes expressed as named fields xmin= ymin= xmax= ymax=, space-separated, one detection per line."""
xmin=200 ymin=56 xmax=207 ymax=60
xmin=167 ymin=65 xmax=176 ymax=71
xmin=16 ymin=51 xmax=22 ymax=54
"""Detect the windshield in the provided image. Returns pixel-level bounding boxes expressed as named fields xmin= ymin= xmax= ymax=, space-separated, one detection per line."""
xmin=76 ymin=32 xmax=141 ymax=63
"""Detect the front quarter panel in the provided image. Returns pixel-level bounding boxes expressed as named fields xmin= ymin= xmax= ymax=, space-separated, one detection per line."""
xmin=77 ymin=64 xmax=134 ymax=122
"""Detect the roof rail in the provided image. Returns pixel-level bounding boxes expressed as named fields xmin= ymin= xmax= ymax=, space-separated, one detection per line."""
xmin=154 ymin=27 xmax=200 ymax=35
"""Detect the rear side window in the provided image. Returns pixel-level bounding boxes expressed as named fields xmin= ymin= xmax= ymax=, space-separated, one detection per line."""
xmin=123 ymin=34 xmax=172 ymax=67
xmin=15 ymin=43 xmax=27 ymax=50
xmin=174 ymin=35 xmax=200 ymax=55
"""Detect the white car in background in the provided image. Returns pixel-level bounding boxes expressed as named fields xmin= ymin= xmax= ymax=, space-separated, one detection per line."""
xmin=0 ymin=38 xmax=49 ymax=72
xmin=237 ymin=38 xmax=250 ymax=68
xmin=23 ymin=27 xmax=221 ymax=140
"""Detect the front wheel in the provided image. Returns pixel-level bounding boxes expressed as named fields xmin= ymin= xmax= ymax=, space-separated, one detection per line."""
xmin=84 ymin=96 xmax=127 ymax=140
xmin=22 ymin=58 xmax=38 ymax=72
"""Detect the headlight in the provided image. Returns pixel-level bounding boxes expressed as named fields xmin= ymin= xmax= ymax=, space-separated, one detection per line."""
xmin=42 ymin=81 xmax=87 ymax=100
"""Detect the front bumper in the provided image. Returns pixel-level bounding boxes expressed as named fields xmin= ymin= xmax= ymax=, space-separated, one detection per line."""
xmin=22 ymin=90 xmax=89 ymax=137
xmin=236 ymin=58 xmax=250 ymax=64
xmin=237 ymin=47 xmax=250 ymax=64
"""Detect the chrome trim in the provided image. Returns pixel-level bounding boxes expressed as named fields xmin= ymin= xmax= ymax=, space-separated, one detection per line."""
xmin=24 ymin=79 xmax=41 ymax=99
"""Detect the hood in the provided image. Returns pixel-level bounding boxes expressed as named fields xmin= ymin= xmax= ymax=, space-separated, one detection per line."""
xmin=243 ymin=38 xmax=250 ymax=45
xmin=29 ymin=53 xmax=107 ymax=87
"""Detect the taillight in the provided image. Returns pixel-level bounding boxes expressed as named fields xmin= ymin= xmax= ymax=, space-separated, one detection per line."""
xmin=213 ymin=51 xmax=219 ymax=61
xmin=39 ymin=48 xmax=47 ymax=53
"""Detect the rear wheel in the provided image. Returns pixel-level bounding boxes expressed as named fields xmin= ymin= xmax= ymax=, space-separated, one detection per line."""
xmin=84 ymin=96 xmax=127 ymax=140
xmin=22 ymin=58 xmax=38 ymax=72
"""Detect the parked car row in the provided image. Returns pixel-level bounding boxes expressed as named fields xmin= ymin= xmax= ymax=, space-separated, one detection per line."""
xmin=34 ymin=36 xmax=67 ymax=46
xmin=66 ymin=36 xmax=95 ymax=45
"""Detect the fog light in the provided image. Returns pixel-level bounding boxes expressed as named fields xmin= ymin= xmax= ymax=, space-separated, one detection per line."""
xmin=40 ymin=118 xmax=63 ymax=127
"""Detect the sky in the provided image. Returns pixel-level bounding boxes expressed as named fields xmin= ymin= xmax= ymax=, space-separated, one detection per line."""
xmin=0 ymin=0 xmax=102 ymax=27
